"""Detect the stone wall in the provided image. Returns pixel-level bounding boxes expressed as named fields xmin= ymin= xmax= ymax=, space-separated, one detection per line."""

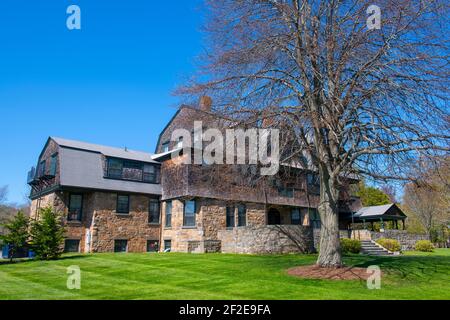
xmin=30 ymin=193 xmax=57 ymax=220
xmin=32 ymin=191 xmax=161 ymax=253
xmin=313 ymin=228 xmax=351 ymax=250
xmin=161 ymin=198 xmax=267 ymax=253
xmin=161 ymin=199 xmax=204 ymax=253
xmin=313 ymin=228 xmax=429 ymax=251
xmin=371 ymin=230 xmax=428 ymax=251
xmin=219 ymin=225 xmax=315 ymax=254
xmin=90 ymin=192 xmax=161 ymax=253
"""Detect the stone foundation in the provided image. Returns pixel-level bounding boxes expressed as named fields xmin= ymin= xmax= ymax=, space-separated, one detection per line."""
xmin=313 ymin=228 xmax=352 ymax=250
xmin=218 ymin=225 xmax=315 ymax=254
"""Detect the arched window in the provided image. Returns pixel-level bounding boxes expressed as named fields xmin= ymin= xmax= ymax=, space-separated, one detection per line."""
xmin=268 ymin=208 xmax=281 ymax=225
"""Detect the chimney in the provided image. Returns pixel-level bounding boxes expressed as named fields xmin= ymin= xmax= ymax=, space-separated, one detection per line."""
xmin=199 ymin=96 xmax=212 ymax=112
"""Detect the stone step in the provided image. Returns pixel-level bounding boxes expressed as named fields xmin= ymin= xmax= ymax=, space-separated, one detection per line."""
xmin=361 ymin=246 xmax=384 ymax=249
xmin=362 ymin=250 xmax=388 ymax=254
xmin=359 ymin=240 xmax=394 ymax=256
xmin=362 ymin=252 xmax=391 ymax=256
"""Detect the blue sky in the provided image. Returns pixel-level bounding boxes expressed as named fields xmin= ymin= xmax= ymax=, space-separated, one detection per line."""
xmin=0 ymin=0 xmax=204 ymax=204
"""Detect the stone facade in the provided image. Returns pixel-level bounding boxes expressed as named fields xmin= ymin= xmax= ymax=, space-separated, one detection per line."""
xmin=89 ymin=192 xmax=161 ymax=253
xmin=31 ymin=191 xmax=161 ymax=253
xmin=219 ymin=225 xmax=315 ymax=254
xmin=28 ymin=105 xmax=417 ymax=256
xmin=160 ymin=199 xmax=268 ymax=253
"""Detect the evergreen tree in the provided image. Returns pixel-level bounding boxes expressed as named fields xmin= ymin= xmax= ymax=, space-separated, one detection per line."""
xmin=30 ymin=207 xmax=65 ymax=260
xmin=0 ymin=211 xmax=29 ymax=262
xmin=357 ymin=182 xmax=391 ymax=207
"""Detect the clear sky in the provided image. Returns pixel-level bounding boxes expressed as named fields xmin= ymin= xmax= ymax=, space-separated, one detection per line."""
xmin=0 ymin=0 xmax=204 ymax=204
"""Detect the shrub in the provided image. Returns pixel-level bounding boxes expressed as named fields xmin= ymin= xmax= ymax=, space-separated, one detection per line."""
xmin=415 ymin=240 xmax=434 ymax=252
xmin=29 ymin=207 xmax=65 ymax=260
xmin=0 ymin=211 xmax=29 ymax=262
xmin=376 ymin=238 xmax=401 ymax=252
xmin=340 ymin=238 xmax=361 ymax=254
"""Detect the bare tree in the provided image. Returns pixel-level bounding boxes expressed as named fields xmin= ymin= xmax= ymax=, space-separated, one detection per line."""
xmin=179 ymin=0 xmax=450 ymax=267
xmin=380 ymin=184 xmax=397 ymax=204
xmin=403 ymin=158 xmax=450 ymax=240
xmin=0 ymin=185 xmax=8 ymax=205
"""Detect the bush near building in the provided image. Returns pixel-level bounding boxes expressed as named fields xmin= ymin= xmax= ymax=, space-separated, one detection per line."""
xmin=376 ymin=239 xmax=401 ymax=252
xmin=415 ymin=240 xmax=435 ymax=252
xmin=29 ymin=207 xmax=65 ymax=260
xmin=340 ymin=238 xmax=361 ymax=254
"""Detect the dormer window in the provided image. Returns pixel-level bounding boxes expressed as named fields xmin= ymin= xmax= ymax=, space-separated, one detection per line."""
xmin=162 ymin=141 xmax=170 ymax=153
xmin=49 ymin=154 xmax=58 ymax=176
xmin=106 ymin=158 xmax=159 ymax=183
xmin=38 ymin=160 xmax=46 ymax=178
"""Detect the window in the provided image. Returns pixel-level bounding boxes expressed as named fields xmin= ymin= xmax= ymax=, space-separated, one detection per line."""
xmin=165 ymin=201 xmax=172 ymax=228
xmin=107 ymin=158 xmax=123 ymax=179
xmin=114 ymin=240 xmax=128 ymax=253
xmin=307 ymin=174 xmax=320 ymax=194
xmin=310 ymin=209 xmax=321 ymax=229
xmin=68 ymin=194 xmax=83 ymax=221
xmin=143 ymin=164 xmax=156 ymax=183
xmin=238 ymin=205 xmax=247 ymax=227
xmin=38 ymin=160 xmax=46 ymax=177
xmin=307 ymin=173 xmax=320 ymax=186
xmin=116 ymin=195 xmax=130 ymax=214
xmin=122 ymin=160 xmax=143 ymax=181
xmin=177 ymin=137 xmax=183 ymax=148
xmin=147 ymin=240 xmax=159 ymax=253
xmin=49 ymin=154 xmax=58 ymax=176
xmin=291 ymin=209 xmax=301 ymax=225
xmin=148 ymin=199 xmax=160 ymax=224
xmin=278 ymin=184 xmax=295 ymax=198
xmin=162 ymin=141 xmax=170 ymax=153
xmin=106 ymin=157 xmax=159 ymax=183
xmin=226 ymin=206 xmax=235 ymax=228
xmin=183 ymin=200 xmax=196 ymax=227
xmin=64 ymin=240 xmax=80 ymax=253
xmin=164 ymin=240 xmax=172 ymax=252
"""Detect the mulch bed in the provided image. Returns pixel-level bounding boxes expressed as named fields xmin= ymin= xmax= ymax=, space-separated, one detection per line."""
xmin=287 ymin=265 xmax=382 ymax=281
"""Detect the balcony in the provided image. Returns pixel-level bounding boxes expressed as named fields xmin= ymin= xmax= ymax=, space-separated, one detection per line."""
xmin=27 ymin=167 xmax=39 ymax=185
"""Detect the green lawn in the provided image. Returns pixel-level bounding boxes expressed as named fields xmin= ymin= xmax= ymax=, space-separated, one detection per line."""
xmin=0 ymin=249 xmax=449 ymax=300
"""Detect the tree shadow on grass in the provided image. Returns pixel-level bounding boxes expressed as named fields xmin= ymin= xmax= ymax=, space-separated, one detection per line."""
xmin=345 ymin=255 xmax=444 ymax=280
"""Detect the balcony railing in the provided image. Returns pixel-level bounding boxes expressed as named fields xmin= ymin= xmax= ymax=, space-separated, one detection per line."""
xmin=27 ymin=167 xmax=39 ymax=185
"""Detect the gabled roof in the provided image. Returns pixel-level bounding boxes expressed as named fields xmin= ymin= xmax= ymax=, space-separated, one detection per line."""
xmin=154 ymin=104 xmax=227 ymax=153
xmin=32 ymin=137 xmax=163 ymax=197
xmin=52 ymin=137 xmax=158 ymax=164
xmin=154 ymin=105 xmax=191 ymax=154
xmin=354 ymin=204 xmax=406 ymax=219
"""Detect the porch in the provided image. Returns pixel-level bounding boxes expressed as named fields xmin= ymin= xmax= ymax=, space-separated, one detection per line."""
xmin=343 ymin=204 xmax=407 ymax=231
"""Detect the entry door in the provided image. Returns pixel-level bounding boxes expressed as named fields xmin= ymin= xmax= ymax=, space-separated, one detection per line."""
xmin=268 ymin=209 xmax=281 ymax=225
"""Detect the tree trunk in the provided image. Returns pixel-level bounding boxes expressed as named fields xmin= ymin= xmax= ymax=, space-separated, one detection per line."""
xmin=316 ymin=167 xmax=343 ymax=268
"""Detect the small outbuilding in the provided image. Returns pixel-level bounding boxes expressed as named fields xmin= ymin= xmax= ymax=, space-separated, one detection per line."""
xmin=343 ymin=204 xmax=407 ymax=230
